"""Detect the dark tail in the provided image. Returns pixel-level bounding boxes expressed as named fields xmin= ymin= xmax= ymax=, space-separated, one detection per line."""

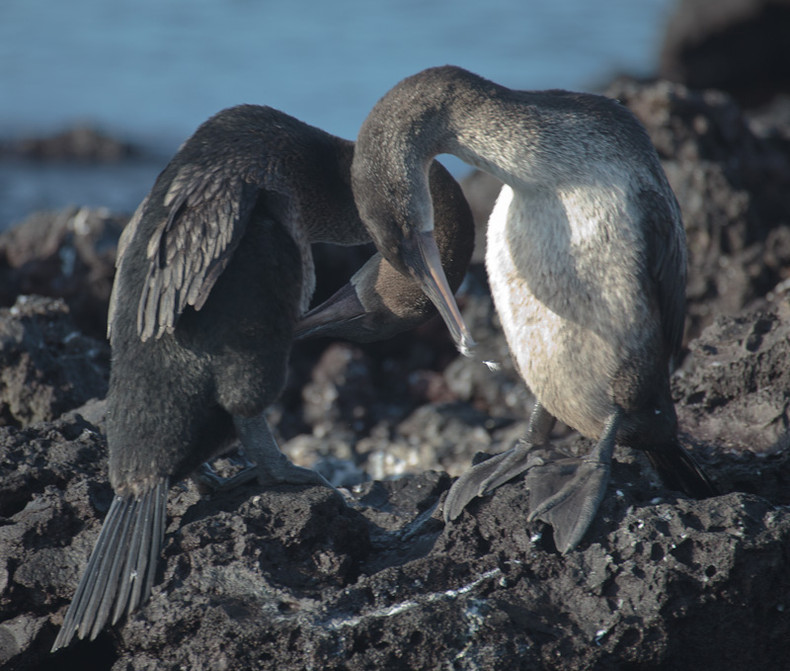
xmin=51 ymin=478 xmax=169 ymax=652
xmin=645 ymin=441 xmax=717 ymax=499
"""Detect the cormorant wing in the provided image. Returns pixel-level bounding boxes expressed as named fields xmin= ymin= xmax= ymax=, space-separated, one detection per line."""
xmin=139 ymin=162 xmax=259 ymax=341
xmin=107 ymin=194 xmax=147 ymax=342
xmin=642 ymin=188 xmax=688 ymax=360
xmin=109 ymin=156 xmax=262 ymax=343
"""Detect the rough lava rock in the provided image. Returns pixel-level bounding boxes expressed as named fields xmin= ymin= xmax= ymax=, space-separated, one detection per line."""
xmin=0 ymin=295 xmax=108 ymax=428
xmin=0 ymin=208 xmax=127 ymax=340
xmin=659 ymin=0 xmax=790 ymax=106
xmin=673 ymin=289 xmax=790 ymax=482
xmin=0 ymin=126 xmax=139 ymax=162
xmin=1 ymin=398 xmax=789 ymax=670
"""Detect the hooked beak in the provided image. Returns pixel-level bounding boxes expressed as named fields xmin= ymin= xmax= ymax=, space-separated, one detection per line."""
xmin=294 ymin=283 xmax=368 ymax=340
xmin=400 ymin=230 xmax=476 ymax=357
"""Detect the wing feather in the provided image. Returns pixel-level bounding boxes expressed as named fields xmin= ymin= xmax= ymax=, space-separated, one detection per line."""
xmin=641 ymin=188 xmax=687 ymax=359
xmin=136 ymin=164 xmax=259 ymax=341
xmin=107 ymin=195 xmax=149 ymax=342
xmin=108 ymin=104 xmax=344 ymax=343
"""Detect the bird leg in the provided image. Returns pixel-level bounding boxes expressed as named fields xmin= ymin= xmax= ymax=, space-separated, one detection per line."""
xmin=194 ymin=413 xmax=341 ymax=499
xmin=233 ymin=412 xmax=341 ymax=492
xmin=527 ymin=406 xmax=623 ymax=553
xmin=443 ymin=402 xmax=557 ymax=522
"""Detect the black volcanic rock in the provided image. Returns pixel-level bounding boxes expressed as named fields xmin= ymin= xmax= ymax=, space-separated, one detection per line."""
xmin=0 ymin=296 xmax=108 ymax=428
xmin=659 ymin=0 xmax=790 ymax=106
xmin=0 ymin=208 xmax=127 ymax=340
xmin=674 ymin=293 xmax=790 ymax=462
xmin=0 ymin=126 xmax=139 ymax=162
xmin=1 ymin=393 xmax=789 ymax=670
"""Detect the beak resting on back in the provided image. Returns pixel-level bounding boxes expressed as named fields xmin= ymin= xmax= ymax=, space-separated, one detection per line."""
xmin=294 ymin=282 xmax=368 ymax=340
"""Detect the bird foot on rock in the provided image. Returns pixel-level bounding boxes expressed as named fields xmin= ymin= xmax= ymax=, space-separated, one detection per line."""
xmin=526 ymin=409 xmax=620 ymax=553
xmin=526 ymin=455 xmax=610 ymax=554
xmin=253 ymin=451 xmax=338 ymax=490
xmin=442 ymin=440 xmax=612 ymax=554
xmin=193 ymin=455 xmax=260 ymax=493
xmin=191 ymin=414 xmax=347 ymax=503
xmin=443 ymin=441 xmax=549 ymax=522
xmin=194 ymin=449 xmax=341 ymax=498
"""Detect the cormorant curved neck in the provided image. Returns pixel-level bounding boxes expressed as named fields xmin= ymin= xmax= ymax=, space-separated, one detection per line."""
xmin=350 ymin=65 xmax=715 ymax=552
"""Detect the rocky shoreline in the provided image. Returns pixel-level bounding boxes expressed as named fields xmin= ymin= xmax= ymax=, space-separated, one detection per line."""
xmin=2 ymin=3 xmax=790 ymax=669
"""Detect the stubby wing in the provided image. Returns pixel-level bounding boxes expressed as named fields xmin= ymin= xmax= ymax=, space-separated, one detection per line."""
xmin=642 ymin=188 xmax=687 ymax=360
xmin=135 ymin=163 xmax=259 ymax=341
xmin=108 ymin=194 xmax=148 ymax=342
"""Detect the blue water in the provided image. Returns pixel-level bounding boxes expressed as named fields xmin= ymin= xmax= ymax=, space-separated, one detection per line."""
xmin=0 ymin=0 xmax=672 ymax=227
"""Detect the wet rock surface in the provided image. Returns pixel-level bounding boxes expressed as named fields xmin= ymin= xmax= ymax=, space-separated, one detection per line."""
xmin=1 ymin=76 xmax=790 ymax=670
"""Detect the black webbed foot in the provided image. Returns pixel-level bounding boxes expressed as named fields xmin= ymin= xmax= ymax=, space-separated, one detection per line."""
xmin=526 ymin=408 xmax=622 ymax=553
xmin=525 ymin=455 xmax=609 ymax=553
xmin=443 ymin=441 xmax=548 ymax=521
xmin=443 ymin=402 xmax=558 ymax=522
xmin=192 ymin=449 xmax=262 ymax=493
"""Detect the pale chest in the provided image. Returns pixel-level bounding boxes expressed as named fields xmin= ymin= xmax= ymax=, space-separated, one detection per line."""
xmin=484 ymin=184 xmax=651 ymax=437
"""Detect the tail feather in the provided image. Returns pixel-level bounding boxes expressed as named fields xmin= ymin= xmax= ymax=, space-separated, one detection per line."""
xmin=52 ymin=478 xmax=169 ymax=652
xmin=645 ymin=442 xmax=717 ymax=499
xmin=90 ymin=496 xmax=138 ymax=639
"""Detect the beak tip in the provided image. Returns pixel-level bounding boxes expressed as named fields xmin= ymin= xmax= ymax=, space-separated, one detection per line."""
xmin=457 ymin=334 xmax=477 ymax=358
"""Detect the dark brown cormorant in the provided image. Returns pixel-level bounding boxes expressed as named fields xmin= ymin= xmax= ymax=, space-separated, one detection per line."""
xmin=334 ymin=65 xmax=716 ymax=554
xmin=51 ymin=104 xmax=473 ymax=651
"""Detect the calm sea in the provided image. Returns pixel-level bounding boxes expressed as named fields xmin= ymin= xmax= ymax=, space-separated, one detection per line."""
xmin=0 ymin=0 xmax=672 ymax=228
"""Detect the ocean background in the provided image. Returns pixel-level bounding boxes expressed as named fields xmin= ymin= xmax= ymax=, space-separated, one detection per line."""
xmin=0 ymin=0 xmax=674 ymax=229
